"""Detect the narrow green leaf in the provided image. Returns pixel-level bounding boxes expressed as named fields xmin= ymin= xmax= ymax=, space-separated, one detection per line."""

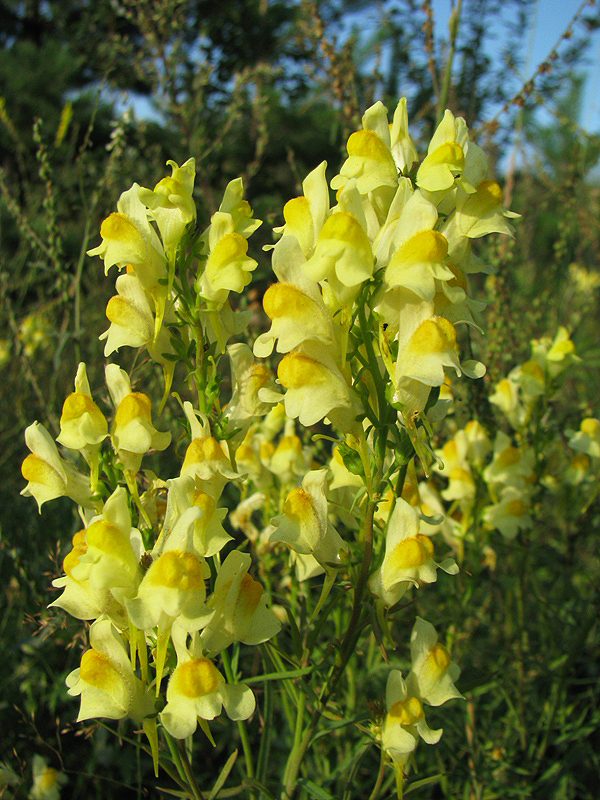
xmin=242 ymin=666 xmax=313 ymax=686
xmin=208 ymin=750 xmax=238 ymax=800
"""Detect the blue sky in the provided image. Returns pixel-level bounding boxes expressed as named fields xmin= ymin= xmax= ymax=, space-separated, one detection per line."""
xmin=427 ymin=0 xmax=599 ymax=132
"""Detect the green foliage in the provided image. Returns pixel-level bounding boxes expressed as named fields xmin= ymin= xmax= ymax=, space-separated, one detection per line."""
xmin=1 ymin=1 xmax=600 ymax=799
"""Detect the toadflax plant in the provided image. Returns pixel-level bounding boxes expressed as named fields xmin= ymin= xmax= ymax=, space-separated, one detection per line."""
xmin=21 ymin=98 xmax=516 ymax=799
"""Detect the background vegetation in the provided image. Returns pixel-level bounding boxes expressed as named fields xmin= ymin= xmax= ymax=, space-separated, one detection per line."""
xmin=1 ymin=0 xmax=599 ymax=797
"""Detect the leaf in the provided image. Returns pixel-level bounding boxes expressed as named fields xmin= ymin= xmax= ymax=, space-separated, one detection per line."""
xmin=208 ymin=750 xmax=238 ymax=800
xmin=242 ymin=666 xmax=313 ymax=686
xmin=298 ymin=780 xmax=335 ymax=799
xmin=338 ymin=442 xmax=365 ymax=476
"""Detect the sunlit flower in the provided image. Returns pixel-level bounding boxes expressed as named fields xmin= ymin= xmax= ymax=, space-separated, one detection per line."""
xmin=21 ymin=422 xmax=92 ymax=511
xmin=106 ymin=364 xmax=171 ymax=474
xmin=381 ymin=669 xmax=442 ymax=773
xmin=368 ymin=498 xmax=457 ymax=607
xmin=161 ymin=655 xmax=255 ymax=739
xmin=408 ymin=617 xmax=462 ymax=706
xmin=87 ymin=184 xmax=166 ymax=290
xmin=66 ymin=618 xmax=153 ymax=723
xmin=199 ymin=550 xmax=280 ymax=655
xmin=70 ymin=486 xmax=143 ymax=598
xmin=274 ymin=162 xmax=329 ymax=256
xmin=138 ymin=158 xmax=196 ymax=254
xmin=56 ymin=363 xmax=108 ymax=453
xmin=270 ymin=469 xmax=348 ymax=570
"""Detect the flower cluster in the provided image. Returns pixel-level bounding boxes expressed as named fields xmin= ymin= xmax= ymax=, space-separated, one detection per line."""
xmin=22 ymin=98 xmax=516 ymax=797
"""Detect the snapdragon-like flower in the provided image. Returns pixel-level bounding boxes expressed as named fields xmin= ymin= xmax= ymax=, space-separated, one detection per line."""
xmin=381 ymin=669 xmax=442 ymax=773
xmin=30 ymin=755 xmax=67 ymax=800
xmin=390 ymin=97 xmax=418 ymax=173
xmin=369 ymin=498 xmax=457 ymax=607
xmin=138 ymin=158 xmax=196 ymax=255
xmin=199 ymin=550 xmax=280 ymax=655
xmin=160 ymin=475 xmax=232 ymax=558
xmin=126 ymin=507 xmax=211 ymax=634
xmin=331 ymin=101 xmax=398 ymax=196
xmin=100 ymin=273 xmax=155 ymax=355
xmin=66 ymin=618 xmax=153 ymax=723
xmin=254 ymin=237 xmax=336 ymax=357
xmin=383 ymin=191 xmax=454 ymax=301
xmin=270 ymin=469 xmax=348 ymax=570
xmin=21 ymin=422 xmax=92 ymax=511
xmin=416 ymin=110 xmax=465 ymax=194
xmin=106 ymin=364 xmax=171 ymax=474
xmin=87 ymin=184 xmax=166 ymax=291
xmin=269 ymin=340 xmax=359 ymax=432
xmin=530 ymin=326 xmax=579 ymax=378
xmin=273 ymin=161 xmax=329 ymax=257
xmin=56 ymin=362 xmax=108 ymax=453
xmin=568 ymin=418 xmax=600 ymax=459
xmin=408 ymin=617 xmax=462 ymax=706
xmin=224 ymin=343 xmax=275 ymax=435
xmin=303 ymin=207 xmax=374 ymax=292
xmin=483 ymin=431 xmax=535 ymax=490
xmin=483 ymin=486 xmax=533 ymax=539
xmin=179 ymin=402 xmax=238 ymax=498
xmin=161 ymin=654 xmax=255 ymax=739
xmin=70 ymin=486 xmax=144 ymax=597
xmin=50 ymin=529 xmax=128 ymax=627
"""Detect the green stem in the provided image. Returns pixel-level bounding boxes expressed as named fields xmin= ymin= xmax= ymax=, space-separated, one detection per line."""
xmin=221 ymin=650 xmax=257 ymax=799
xmin=367 ymin=745 xmax=387 ymax=800
xmin=176 ymin=739 xmax=206 ymax=800
xmin=256 ymin=674 xmax=273 ymax=786
xmin=281 ymin=494 xmax=379 ymax=799
xmin=436 ymin=0 xmax=462 ymax=124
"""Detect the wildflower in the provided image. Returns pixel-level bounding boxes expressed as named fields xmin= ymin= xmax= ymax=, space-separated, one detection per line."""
xmin=416 ymin=110 xmax=464 ymax=194
xmin=254 ymin=237 xmax=335 ymax=357
xmin=483 ymin=486 xmax=533 ymax=539
xmin=21 ymin=422 xmax=92 ymax=511
xmin=303 ymin=208 xmax=374 ymax=290
xmin=138 ymin=158 xmax=196 ymax=255
xmin=56 ymin=363 xmax=108 ymax=453
xmin=409 ymin=618 xmax=462 ymax=706
xmin=30 ymin=755 xmax=67 ymax=800
xmin=87 ymin=184 xmax=166 ymax=291
xmin=270 ymin=469 xmax=348 ymax=570
xmin=390 ymin=97 xmax=418 ymax=173
xmin=200 ymin=550 xmax=280 ymax=655
xmin=273 ymin=161 xmax=329 ymax=256
xmin=272 ymin=340 xmax=359 ymax=432
xmin=568 ymin=418 xmax=600 ymax=459
xmin=381 ymin=669 xmax=441 ymax=775
xmin=66 ymin=618 xmax=153 ymax=723
xmin=161 ymin=654 xmax=255 ymax=739
xmin=368 ymin=498 xmax=458 ymax=607
xmin=70 ymin=486 xmax=144 ymax=598
xmin=100 ymin=273 xmax=154 ymax=355
xmin=50 ymin=529 xmax=128 ymax=626
xmin=106 ymin=364 xmax=171 ymax=474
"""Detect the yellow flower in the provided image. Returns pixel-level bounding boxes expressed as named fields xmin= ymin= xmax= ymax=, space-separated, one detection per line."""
xmin=161 ymin=655 xmax=255 ymax=739
xmin=416 ymin=110 xmax=464 ymax=193
xmin=199 ymin=550 xmax=280 ymax=655
xmin=271 ymin=469 xmax=348 ymax=569
xmin=106 ymin=364 xmax=171 ymax=474
xmin=21 ymin=422 xmax=92 ymax=511
xmin=138 ymin=158 xmax=196 ymax=254
xmin=56 ymin=363 xmax=107 ymax=452
xmin=66 ymin=618 xmax=153 ymax=723
xmin=87 ymin=184 xmax=166 ymax=290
